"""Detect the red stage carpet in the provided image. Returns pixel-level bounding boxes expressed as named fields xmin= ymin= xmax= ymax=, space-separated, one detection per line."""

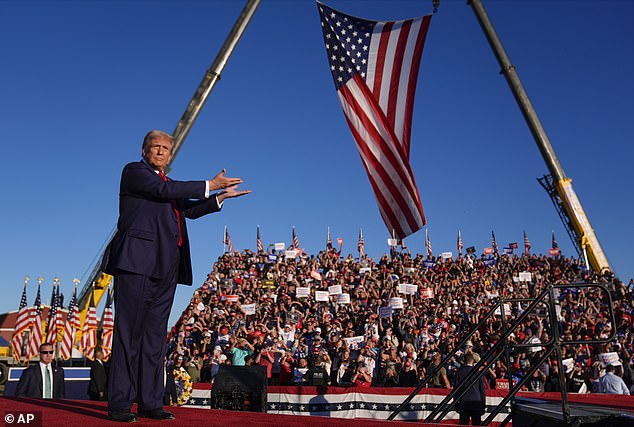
xmin=0 ymin=397 xmax=450 ymax=426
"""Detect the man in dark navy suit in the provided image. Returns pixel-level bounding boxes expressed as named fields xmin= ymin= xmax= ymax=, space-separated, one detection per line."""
xmin=15 ymin=342 xmax=65 ymax=399
xmin=104 ymin=130 xmax=250 ymax=422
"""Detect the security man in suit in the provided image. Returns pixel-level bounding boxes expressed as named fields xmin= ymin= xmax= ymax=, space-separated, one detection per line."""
xmin=16 ymin=342 xmax=65 ymax=399
xmin=104 ymin=130 xmax=250 ymax=422
xmin=88 ymin=350 xmax=108 ymax=401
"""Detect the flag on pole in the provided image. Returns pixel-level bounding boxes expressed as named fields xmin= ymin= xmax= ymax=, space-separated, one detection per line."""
xmin=45 ymin=282 xmax=59 ymax=345
xmin=101 ymin=289 xmax=114 ymax=361
xmin=523 ymin=230 xmax=531 ymax=255
xmin=317 ymin=2 xmax=431 ymax=239
xmin=223 ymin=226 xmax=234 ymax=253
xmin=457 ymin=230 xmax=463 ymax=256
xmin=11 ymin=278 xmax=31 ymax=363
xmin=257 ymin=226 xmax=263 ymax=253
xmin=26 ymin=283 xmax=43 ymax=361
xmin=80 ymin=290 xmax=98 ymax=361
xmin=326 ymin=227 xmax=332 ymax=249
xmin=492 ymin=230 xmax=499 ymax=255
xmin=60 ymin=285 xmax=81 ymax=360
xmin=425 ymin=229 xmax=432 ymax=259
xmin=358 ymin=229 xmax=365 ymax=258
xmin=551 ymin=231 xmax=559 ymax=249
xmin=292 ymin=226 xmax=300 ymax=250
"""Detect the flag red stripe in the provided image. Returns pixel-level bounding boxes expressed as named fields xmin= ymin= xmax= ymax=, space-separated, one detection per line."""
xmin=386 ymin=20 xmax=412 ymax=136
xmin=372 ymin=22 xmax=393 ymax=98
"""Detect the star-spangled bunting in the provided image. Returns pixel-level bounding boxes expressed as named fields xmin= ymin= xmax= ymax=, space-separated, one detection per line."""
xmin=11 ymin=279 xmax=31 ymax=363
xmin=318 ymin=2 xmax=431 ymax=239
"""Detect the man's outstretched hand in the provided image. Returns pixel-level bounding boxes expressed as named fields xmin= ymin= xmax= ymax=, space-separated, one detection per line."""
xmin=217 ymin=184 xmax=251 ymax=203
xmin=208 ymin=169 xmax=244 ymax=191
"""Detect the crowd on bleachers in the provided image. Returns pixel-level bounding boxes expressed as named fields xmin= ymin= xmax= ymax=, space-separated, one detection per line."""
xmin=165 ymin=244 xmax=634 ymax=397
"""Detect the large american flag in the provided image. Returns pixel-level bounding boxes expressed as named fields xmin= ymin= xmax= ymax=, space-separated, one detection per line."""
xmin=45 ymin=283 xmax=60 ymax=346
xmin=60 ymin=287 xmax=81 ymax=360
xmin=425 ymin=228 xmax=432 ymax=259
xmin=26 ymin=284 xmax=43 ymax=361
xmin=357 ymin=228 xmax=365 ymax=258
xmin=257 ymin=226 xmax=263 ymax=253
xmin=11 ymin=280 xmax=31 ymax=363
xmin=224 ymin=226 xmax=234 ymax=253
xmin=318 ymin=2 xmax=431 ymax=239
xmin=292 ymin=226 xmax=300 ymax=250
xmin=457 ymin=230 xmax=463 ymax=256
xmin=80 ymin=290 xmax=98 ymax=361
xmin=101 ymin=289 xmax=114 ymax=361
xmin=523 ymin=230 xmax=531 ymax=255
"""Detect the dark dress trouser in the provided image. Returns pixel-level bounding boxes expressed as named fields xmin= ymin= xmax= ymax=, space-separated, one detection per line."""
xmin=108 ymin=251 xmax=179 ymax=412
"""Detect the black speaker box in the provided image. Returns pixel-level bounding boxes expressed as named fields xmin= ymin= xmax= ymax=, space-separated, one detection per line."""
xmin=211 ymin=365 xmax=267 ymax=412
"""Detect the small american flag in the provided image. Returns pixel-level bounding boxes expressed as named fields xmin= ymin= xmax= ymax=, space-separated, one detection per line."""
xmin=26 ymin=284 xmax=43 ymax=361
xmin=60 ymin=287 xmax=81 ymax=360
xmin=358 ymin=228 xmax=365 ymax=258
xmin=491 ymin=230 xmax=498 ymax=254
xmin=509 ymin=242 xmax=519 ymax=250
xmin=257 ymin=226 xmax=263 ymax=253
xmin=80 ymin=290 xmax=98 ymax=361
xmin=45 ymin=283 xmax=60 ymax=346
xmin=523 ymin=231 xmax=531 ymax=255
xmin=551 ymin=231 xmax=559 ymax=249
xmin=11 ymin=279 xmax=31 ymax=363
xmin=326 ymin=227 xmax=332 ymax=249
xmin=457 ymin=230 xmax=463 ymax=255
xmin=318 ymin=2 xmax=431 ymax=239
xmin=292 ymin=226 xmax=299 ymax=250
xmin=101 ymin=289 xmax=114 ymax=361
xmin=425 ymin=228 xmax=432 ymax=259
xmin=224 ymin=226 xmax=234 ymax=253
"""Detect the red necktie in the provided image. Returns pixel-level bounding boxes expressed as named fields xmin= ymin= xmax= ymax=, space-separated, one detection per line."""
xmin=158 ymin=171 xmax=183 ymax=247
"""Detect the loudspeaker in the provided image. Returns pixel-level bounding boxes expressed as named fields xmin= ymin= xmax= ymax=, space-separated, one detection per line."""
xmin=211 ymin=365 xmax=267 ymax=412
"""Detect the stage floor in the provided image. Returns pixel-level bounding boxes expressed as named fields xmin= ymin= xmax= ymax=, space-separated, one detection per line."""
xmin=0 ymin=397 xmax=450 ymax=426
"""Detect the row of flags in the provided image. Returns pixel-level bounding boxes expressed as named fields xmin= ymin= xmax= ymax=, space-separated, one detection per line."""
xmin=222 ymin=225 xmax=562 ymax=259
xmin=10 ymin=277 xmax=113 ymax=364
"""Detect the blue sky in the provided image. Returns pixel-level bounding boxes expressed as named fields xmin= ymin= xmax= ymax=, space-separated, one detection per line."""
xmin=1 ymin=0 xmax=632 ymax=328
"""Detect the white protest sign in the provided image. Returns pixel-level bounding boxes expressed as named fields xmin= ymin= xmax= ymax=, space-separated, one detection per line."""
xmin=389 ymin=297 xmax=404 ymax=309
xmin=336 ymin=293 xmax=350 ymax=304
xmin=379 ymin=306 xmax=393 ymax=318
xmin=398 ymin=284 xmax=418 ymax=295
xmin=285 ymin=250 xmax=298 ymax=259
xmin=359 ymin=267 xmax=371 ymax=275
xmin=328 ymin=284 xmax=342 ymax=295
xmin=441 ymin=252 xmax=453 ymax=260
xmin=387 ymin=238 xmax=398 ymax=247
xmin=241 ymin=303 xmax=256 ymax=315
xmin=562 ymin=358 xmax=574 ymax=374
xmin=315 ymin=291 xmax=330 ymax=302
xmin=494 ymin=303 xmax=512 ymax=317
xmin=599 ymin=352 xmax=621 ymax=367
xmin=296 ymin=287 xmax=310 ymax=298
xmin=420 ymin=287 xmax=434 ymax=299
xmin=344 ymin=336 xmax=365 ymax=350
xmin=274 ymin=242 xmax=286 ymax=251
xmin=519 ymin=272 xmax=532 ymax=282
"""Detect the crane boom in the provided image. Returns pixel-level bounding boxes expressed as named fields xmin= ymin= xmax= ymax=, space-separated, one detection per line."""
xmin=469 ymin=0 xmax=610 ymax=273
xmin=76 ymin=0 xmax=262 ymax=326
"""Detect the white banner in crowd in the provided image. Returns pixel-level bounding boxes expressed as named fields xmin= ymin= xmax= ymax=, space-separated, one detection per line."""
xmin=359 ymin=267 xmax=372 ymax=275
xmin=441 ymin=252 xmax=452 ymax=260
xmin=315 ymin=291 xmax=330 ymax=302
xmin=599 ymin=352 xmax=621 ymax=366
xmin=225 ymin=295 xmax=239 ymax=303
xmin=494 ymin=303 xmax=512 ymax=317
xmin=390 ymin=297 xmax=404 ymax=309
xmin=420 ymin=287 xmax=434 ymax=299
xmin=274 ymin=242 xmax=286 ymax=251
xmin=562 ymin=358 xmax=574 ymax=374
xmin=241 ymin=303 xmax=256 ymax=315
xmin=387 ymin=238 xmax=398 ymax=247
xmin=296 ymin=287 xmax=310 ymax=298
xmin=285 ymin=250 xmax=298 ymax=259
xmin=344 ymin=336 xmax=365 ymax=350
xmin=398 ymin=284 xmax=418 ymax=295
xmin=328 ymin=284 xmax=342 ymax=295
xmin=336 ymin=293 xmax=350 ymax=304
xmin=519 ymin=272 xmax=532 ymax=282
xmin=310 ymin=270 xmax=323 ymax=281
